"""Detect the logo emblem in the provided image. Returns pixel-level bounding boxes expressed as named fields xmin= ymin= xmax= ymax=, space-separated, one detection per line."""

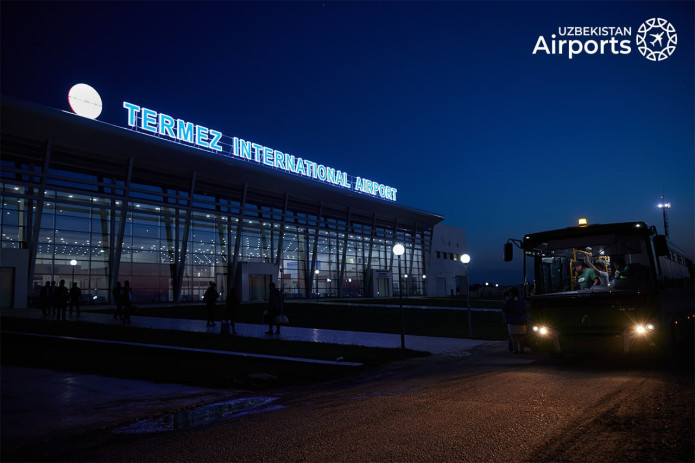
xmin=636 ymin=18 xmax=677 ymax=61
xmin=581 ymin=315 xmax=592 ymax=325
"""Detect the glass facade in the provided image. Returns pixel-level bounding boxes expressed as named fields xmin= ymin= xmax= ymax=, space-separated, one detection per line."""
xmin=1 ymin=151 xmax=434 ymax=305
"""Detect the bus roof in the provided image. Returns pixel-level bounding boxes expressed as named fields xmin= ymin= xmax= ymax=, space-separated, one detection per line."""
xmin=523 ymin=222 xmax=651 ymax=247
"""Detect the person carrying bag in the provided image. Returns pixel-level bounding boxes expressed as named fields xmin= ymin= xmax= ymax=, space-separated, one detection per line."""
xmin=265 ymin=282 xmax=287 ymax=335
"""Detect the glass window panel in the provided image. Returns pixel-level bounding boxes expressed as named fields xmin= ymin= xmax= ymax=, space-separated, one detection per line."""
xmin=132 ymin=260 xmax=162 ymax=275
xmin=55 ymin=213 xmax=89 ymax=231
xmin=1 ymin=224 xmax=19 ymax=242
xmin=90 ymin=249 xmax=109 ymax=262
xmin=132 ymin=248 xmax=160 ymax=264
xmin=131 ymin=222 xmax=160 ymax=239
xmin=131 ymin=236 xmax=160 ymax=250
xmin=55 ymin=230 xmax=91 ymax=244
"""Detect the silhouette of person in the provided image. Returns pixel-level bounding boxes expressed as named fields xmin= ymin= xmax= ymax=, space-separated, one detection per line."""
xmin=266 ymin=282 xmax=282 ymax=335
xmin=55 ymin=279 xmax=68 ymax=321
xmin=121 ymin=280 xmax=133 ymax=325
xmin=225 ymin=286 xmax=239 ymax=334
xmin=113 ymin=282 xmax=123 ymax=320
xmin=39 ymin=281 xmax=51 ymax=316
xmin=203 ymin=282 xmax=218 ymax=327
xmin=50 ymin=280 xmax=57 ymax=315
xmin=69 ymin=282 xmax=82 ymax=316
xmin=503 ymin=287 xmax=527 ymax=354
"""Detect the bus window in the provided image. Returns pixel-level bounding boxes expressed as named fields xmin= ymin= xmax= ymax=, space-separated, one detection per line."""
xmin=527 ymin=233 xmax=653 ymax=294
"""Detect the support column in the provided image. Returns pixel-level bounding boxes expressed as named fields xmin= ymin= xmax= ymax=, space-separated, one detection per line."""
xmin=307 ymin=201 xmax=323 ymax=298
xmin=337 ymin=207 xmax=352 ymax=297
xmin=27 ymin=140 xmax=51 ymax=299
xmin=109 ymin=157 xmax=134 ymax=298
xmin=408 ymin=223 xmax=417 ymax=278
xmin=275 ymin=194 xmax=289 ymax=285
xmin=366 ymin=212 xmax=376 ymax=271
xmin=424 ymin=225 xmax=435 ymax=296
xmin=407 ymin=223 xmax=418 ymax=295
xmin=229 ymin=183 xmax=247 ymax=293
xmin=225 ymin=199 xmax=233 ymax=295
xmin=174 ymin=172 xmax=196 ymax=303
xmin=389 ymin=218 xmax=398 ymax=271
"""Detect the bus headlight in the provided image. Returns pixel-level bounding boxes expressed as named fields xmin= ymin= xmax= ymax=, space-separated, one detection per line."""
xmin=634 ymin=322 xmax=656 ymax=335
xmin=533 ymin=325 xmax=551 ymax=336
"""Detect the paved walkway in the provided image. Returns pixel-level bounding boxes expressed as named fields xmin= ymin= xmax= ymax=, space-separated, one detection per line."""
xmin=1 ymin=305 xmax=493 ymax=355
xmin=1 ymin=305 xmax=506 ymax=456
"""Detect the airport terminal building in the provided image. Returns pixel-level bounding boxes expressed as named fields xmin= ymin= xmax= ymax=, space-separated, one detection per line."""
xmin=0 ymin=95 xmax=456 ymax=307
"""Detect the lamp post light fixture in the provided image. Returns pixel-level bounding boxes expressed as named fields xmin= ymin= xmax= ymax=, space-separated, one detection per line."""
xmin=70 ymin=259 xmax=77 ymax=285
xmin=460 ymin=253 xmax=472 ymax=338
xmin=658 ymin=194 xmax=671 ymax=238
xmin=392 ymin=243 xmax=406 ymax=349
xmin=314 ymin=269 xmax=319 ymax=302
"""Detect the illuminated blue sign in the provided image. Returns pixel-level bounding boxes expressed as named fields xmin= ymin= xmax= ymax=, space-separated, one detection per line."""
xmin=123 ymin=101 xmax=397 ymax=202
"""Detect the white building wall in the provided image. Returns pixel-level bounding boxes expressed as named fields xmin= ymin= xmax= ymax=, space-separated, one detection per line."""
xmin=0 ymin=248 xmax=29 ymax=308
xmin=426 ymin=224 xmax=467 ymax=297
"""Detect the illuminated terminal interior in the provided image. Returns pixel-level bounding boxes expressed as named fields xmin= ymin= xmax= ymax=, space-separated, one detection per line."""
xmin=0 ymin=97 xmax=453 ymax=306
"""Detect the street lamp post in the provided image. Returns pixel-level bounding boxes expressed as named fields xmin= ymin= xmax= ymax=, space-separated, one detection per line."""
xmin=393 ymin=243 xmax=405 ymax=349
xmin=404 ymin=274 xmax=408 ymax=299
xmin=326 ymin=278 xmax=331 ymax=297
xmin=314 ymin=269 xmax=319 ymax=303
xmin=70 ymin=259 xmax=77 ymax=286
xmin=422 ymin=274 xmax=427 ymax=297
xmin=461 ymin=254 xmax=471 ymax=338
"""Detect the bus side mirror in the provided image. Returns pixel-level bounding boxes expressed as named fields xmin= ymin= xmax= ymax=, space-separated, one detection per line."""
xmin=653 ymin=235 xmax=668 ymax=257
xmin=504 ymin=242 xmax=513 ymax=262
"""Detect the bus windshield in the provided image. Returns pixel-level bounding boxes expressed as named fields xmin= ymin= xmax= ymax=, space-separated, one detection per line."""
xmin=525 ymin=232 xmax=654 ymax=294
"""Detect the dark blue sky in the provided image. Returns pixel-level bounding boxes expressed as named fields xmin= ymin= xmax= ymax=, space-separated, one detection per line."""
xmin=2 ymin=1 xmax=693 ymax=284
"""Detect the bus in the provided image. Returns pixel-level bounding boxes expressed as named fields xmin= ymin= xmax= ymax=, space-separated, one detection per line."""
xmin=504 ymin=221 xmax=693 ymax=355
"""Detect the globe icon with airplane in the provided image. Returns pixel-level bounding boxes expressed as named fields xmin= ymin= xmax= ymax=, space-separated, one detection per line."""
xmin=636 ymin=18 xmax=677 ymax=61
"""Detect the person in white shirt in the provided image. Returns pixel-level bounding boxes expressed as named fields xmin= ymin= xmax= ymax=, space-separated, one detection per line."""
xmin=587 ymin=260 xmax=610 ymax=286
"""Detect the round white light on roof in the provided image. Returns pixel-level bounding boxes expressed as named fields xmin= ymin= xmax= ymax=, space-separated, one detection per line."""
xmin=68 ymin=83 xmax=102 ymax=119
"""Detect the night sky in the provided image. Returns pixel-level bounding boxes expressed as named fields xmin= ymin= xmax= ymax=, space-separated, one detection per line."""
xmin=2 ymin=1 xmax=693 ymax=285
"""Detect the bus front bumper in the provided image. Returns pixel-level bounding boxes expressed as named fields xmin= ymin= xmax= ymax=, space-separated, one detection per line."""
xmin=529 ymin=323 xmax=658 ymax=354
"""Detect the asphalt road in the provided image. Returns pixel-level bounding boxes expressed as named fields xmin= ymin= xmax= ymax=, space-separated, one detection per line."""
xmin=21 ymin=343 xmax=693 ymax=462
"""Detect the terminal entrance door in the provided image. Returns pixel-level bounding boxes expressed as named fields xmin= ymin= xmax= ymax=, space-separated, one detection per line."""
xmin=248 ymin=274 xmax=271 ymax=302
xmin=376 ymin=277 xmax=389 ymax=297
xmin=436 ymin=278 xmax=446 ymax=297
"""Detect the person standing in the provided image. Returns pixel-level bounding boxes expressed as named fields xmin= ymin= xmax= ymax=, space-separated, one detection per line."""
xmin=112 ymin=282 xmax=123 ymax=320
xmin=203 ymin=282 xmax=218 ymax=327
xmin=69 ymin=282 xmax=82 ymax=316
xmin=50 ymin=280 xmax=57 ymax=316
xmin=121 ymin=280 xmax=133 ymax=325
xmin=587 ymin=260 xmax=610 ymax=286
xmin=39 ymin=281 xmax=51 ymax=317
xmin=266 ymin=282 xmax=282 ymax=335
xmin=574 ymin=261 xmax=599 ymax=289
xmin=503 ymin=287 xmax=527 ymax=354
xmin=55 ymin=279 xmax=68 ymax=321
xmin=225 ymin=286 xmax=239 ymax=334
